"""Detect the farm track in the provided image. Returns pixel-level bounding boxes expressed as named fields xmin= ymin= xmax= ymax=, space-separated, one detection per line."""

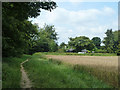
xmin=46 ymin=55 xmax=118 ymax=72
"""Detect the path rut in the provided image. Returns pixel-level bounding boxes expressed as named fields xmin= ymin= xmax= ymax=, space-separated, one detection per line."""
xmin=20 ymin=59 xmax=32 ymax=88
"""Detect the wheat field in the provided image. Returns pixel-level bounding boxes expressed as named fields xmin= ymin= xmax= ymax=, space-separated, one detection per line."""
xmin=46 ymin=55 xmax=119 ymax=87
xmin=46 ymin=55 xmax=118 ymax=71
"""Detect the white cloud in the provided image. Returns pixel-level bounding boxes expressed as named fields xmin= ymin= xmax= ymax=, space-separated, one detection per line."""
xmin=103 ymin=7 xmax=115 ymax=15
xmin=30 ymin=6 xmax=117 ymax=45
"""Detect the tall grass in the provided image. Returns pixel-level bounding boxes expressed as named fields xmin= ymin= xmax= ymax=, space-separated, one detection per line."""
xmin=23 ymin=53 xmax=111 ymax=88
xmin=49 ymin=59 xmax=118 ymax=88
xmin=2 ymin=55 xmax=31 ymax=88
xmin=72 ymin=64 xmax=118 ymax=88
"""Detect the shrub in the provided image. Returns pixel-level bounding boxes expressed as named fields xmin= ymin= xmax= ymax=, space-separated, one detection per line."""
xmin=57 ymin=49 xmax=65 ymax=53
xmin=95 ymin=49 xmax=107 ymax=53
xmin=87 ymin=50 xmax=91 ymax=53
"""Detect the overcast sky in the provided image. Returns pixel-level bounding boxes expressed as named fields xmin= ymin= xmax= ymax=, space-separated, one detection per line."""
xmin=29 ymin=1 xmax=118 ymax=45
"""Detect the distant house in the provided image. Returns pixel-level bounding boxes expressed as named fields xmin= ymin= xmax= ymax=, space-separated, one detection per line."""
xmin=81 ymin=49 xmax=88 ymax=53
xmin=66 ymin=48 xmax=75 ymax=52
xmin=78 ymin=52 xmax=85 ymax=54
xmin=78 ymin=49 xmax=88 ymax=54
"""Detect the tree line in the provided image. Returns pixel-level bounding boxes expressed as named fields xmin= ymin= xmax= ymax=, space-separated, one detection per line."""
xmin=60 ymin=29 xmax=120 ymax=55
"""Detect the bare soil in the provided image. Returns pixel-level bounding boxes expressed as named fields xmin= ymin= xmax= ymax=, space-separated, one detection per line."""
xmin=46 ymin=55 xmax=118 ymax=71
xmin=20 ymin=59 xmax=32 ymax=88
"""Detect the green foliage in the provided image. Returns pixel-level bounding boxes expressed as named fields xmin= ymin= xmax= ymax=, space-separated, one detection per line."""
xmin=87 ymin=50 xmax=91 ymax=53
xmin=100 ymin=46 xmax=105 ymax=50
xmin=68 ymin=36 xmax=95 ymax=52
xmin=59 ymin=42 xmax=66 ymax=49
xmin=113 ymin=30 xmax=120 ymax=55
xmin=103 ymin=29 xmax=114 ymax=53
xmin=2 ymin=17 xmax=38 ymax=57
xmin=43 ymin=24 xmax=58 ymax=40
xmin=3 ymin=2 xmax=57 ymax=20
xmin=103 ymin=29 xmax=120 ymax=54
xmin=58 ymin=42 xmax=67 ymax=52
xmin=49 ymin=40 xmax=58 ymax=52
xmin=32 ymin=24 xmax=58 ymax=53
xmin=117 ymin=42 xmax=120 ymax=55
xmin=57 ymin=49 xmax=66 ymax=53
xmin=95 ymin=49 xmax=107 ymax=53
xmin=2 ymin=2 xmax=57 ymax=57
xmin=92 ymin=37 xmax=101 ymax=49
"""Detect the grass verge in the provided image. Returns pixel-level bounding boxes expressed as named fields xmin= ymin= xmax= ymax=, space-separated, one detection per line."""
xmin=42 ymin=52 xmax=117 ymax=56
xmin=2 ymin=55 xmax=31 ymax=88
xmin=23 ymin=53 xmax=111 ymax=88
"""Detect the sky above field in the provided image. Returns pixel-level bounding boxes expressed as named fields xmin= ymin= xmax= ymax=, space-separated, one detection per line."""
xmin=30 ymin=1 xmax=118 ymax=45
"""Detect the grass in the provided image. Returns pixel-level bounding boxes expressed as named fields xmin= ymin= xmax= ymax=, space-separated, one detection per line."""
xmin=23 ymin=53 xmax=111 ymax=88
xmin=42 ymin=52 xmax=117 ymax=56
xmin=72 ymin=64 xmax=118 ymax=88
xmin=2 ymin=55 xmax=31 ymax=88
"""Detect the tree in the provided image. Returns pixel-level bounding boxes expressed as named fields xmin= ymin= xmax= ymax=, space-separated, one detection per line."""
xmin=32 ymin=24 xmax=58 ymax=52
xmin=2 ymin=2 xmax=57 ymax=20
xmin=113 ymin=30 xmax=120 ymax=54
xmin=92 ymin=37 xmax=101 ymax=49
xmin=43 ymin=24 xmax=58 ymax=40
xmin=49 ymin=40 xmax=58 ymax=52
xmin=103 ymin=29 xmax=114 ymax=53
xmin=59 ymin=42 xmax=66 ymax=49
xmin=68 ymin=36 xmax=94 ymax=52
xmin=2 ymin=2 xmax=57 ymax=57
xmin=117 ymin=42 xmax=120 ymax=55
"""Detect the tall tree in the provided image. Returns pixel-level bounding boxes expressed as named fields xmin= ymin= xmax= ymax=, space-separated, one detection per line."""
xmin=92 ymin=37 xmax=101 ymax=49
xmin=103 ymin=29 xmax=114 ymax=53
xmin=32 ymin=24 xmax=58 ymax=52
xmin=43 ymin=24 xmax=58 ymax=40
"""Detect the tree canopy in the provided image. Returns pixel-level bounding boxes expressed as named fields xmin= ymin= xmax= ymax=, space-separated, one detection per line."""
xmin=31 ymin=24 xmax=58 ymax=53
xmin=68 ymin=36 xmax=94 ymax=52
xmin=92 ymin=37 xmax=101 ymax=49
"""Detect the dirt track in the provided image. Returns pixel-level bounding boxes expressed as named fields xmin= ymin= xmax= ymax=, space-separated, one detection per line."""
xmin=46 ymin=55 xmax=118 ymax=71
xmin=20 ymin=59 xmax=32 ymax=88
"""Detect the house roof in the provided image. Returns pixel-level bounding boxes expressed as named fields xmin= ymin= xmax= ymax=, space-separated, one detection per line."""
xmin=81 ymin=49 xmax=87 ymax=52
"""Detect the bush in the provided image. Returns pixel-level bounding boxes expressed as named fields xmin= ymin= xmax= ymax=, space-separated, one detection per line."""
xmin=95 ymin=49 xmax=107 ymax=53
xmin=117 ymin=51 xmax=120 ymax=56
xmin=87 ymin=50 xmax=91 ymax=53
xmin=57 ymin=49 xmax=66 ymax=53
